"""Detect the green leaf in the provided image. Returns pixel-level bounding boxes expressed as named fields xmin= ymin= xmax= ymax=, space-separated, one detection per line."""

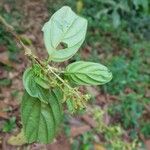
xmin=21 ymin=90 xmax=63 ymax=144
xmin=64 ymin=61 xmax=112 ymax=85
xmin=42 ymin=6 xmax=87 ymax=62
xmin=52 ymin=87 xmax=63 ymax=104
xmin=112 ymin=10 xmax=120 ymax=28
xmin=23 ymin=68 xmax=50 ymax=103
xmin=23 ymin=67 xmax=38 ymax=97
xmin=32 ymin=64 xmax=50 ymax=89
xmin=34 ymin=76 xmax=49 ymax=89
xmin=48 ymin=88 xmax=63 ymax=128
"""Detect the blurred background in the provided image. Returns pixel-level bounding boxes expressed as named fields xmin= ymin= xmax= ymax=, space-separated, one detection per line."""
xmin=0 ymin=0 xmax=150 ymax=149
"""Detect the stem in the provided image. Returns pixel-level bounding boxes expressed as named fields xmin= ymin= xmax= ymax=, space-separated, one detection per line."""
xmin=48 ymin=66 xmax=69 ymax=88
xmin=47 ymin=66 xmax=81 ymax=99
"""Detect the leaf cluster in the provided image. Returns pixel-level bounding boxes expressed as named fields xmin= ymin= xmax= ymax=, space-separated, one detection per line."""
xmin=21 ymin=6 xmax=112 ymax=144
